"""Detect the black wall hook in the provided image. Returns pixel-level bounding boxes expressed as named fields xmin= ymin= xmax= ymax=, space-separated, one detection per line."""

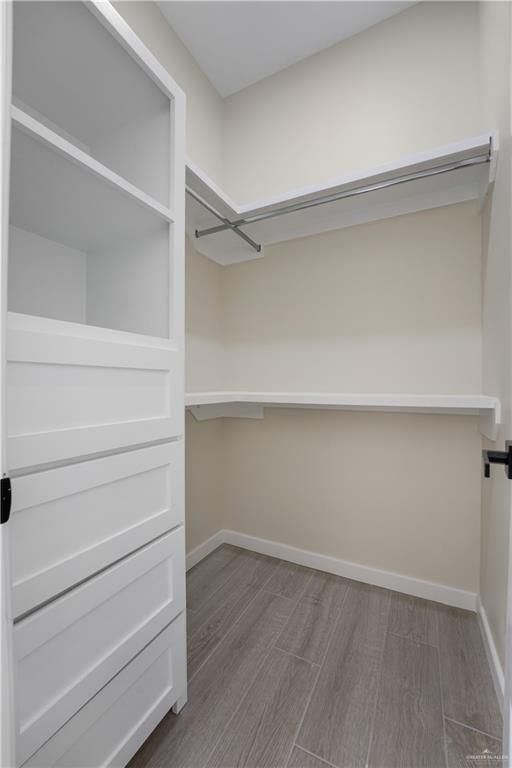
xmin=483 ymin=442 xmax=512 ymax=479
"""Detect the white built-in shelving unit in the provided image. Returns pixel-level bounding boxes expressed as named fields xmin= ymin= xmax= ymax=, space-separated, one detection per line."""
xmin=2 ymin=3 xmax=187 ymax=766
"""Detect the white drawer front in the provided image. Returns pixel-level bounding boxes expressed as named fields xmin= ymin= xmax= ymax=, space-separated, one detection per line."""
xmin=23 ymin=612 xmax=186 ymax=768
xmin=14 ymin=529 xmax=185 ymax=765
xmin=10 ymin=441 xmax=184 ymax=618
xmin=7 ymin=312 xmax=184 ymax=471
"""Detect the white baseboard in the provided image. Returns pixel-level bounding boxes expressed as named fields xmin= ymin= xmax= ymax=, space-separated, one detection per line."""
xmin=188 ymin=530 xmax=504 ymax=708
xmin=224 ymin=530 xmax=477 ymax=611
xmin=187 ymin=528 xmax=477 ymax=611
xmin=477 ymin=596 xmax=505 ymax=712
xmin=186 ymin=530 xmax=225 ymax=570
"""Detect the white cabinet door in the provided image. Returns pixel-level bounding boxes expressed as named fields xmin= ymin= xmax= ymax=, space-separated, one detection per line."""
xmin=10 ymin=441 xmax=184 ymax=618
xmin=14 ymin=529 xmax=185 ymax=765
xmin=22 ymin=613 xmax=186 ymax=768
xmin=7 ymin=313 xmax=184 ymax=472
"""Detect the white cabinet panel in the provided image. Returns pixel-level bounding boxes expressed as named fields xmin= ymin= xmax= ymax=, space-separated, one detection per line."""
xmin=10 ymin=442 xmax=184 ymax=619
xmin=14 ymin=529 xmax=185 ymax=765
xmin=7 ymin=312 xmax=184 ymax=471
xmin=22 ymin=613 xmax=186 ymax=768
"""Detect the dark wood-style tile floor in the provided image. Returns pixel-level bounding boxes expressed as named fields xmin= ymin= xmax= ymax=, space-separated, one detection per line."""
xmin=129 ymin=545 xmax=503 ymax=768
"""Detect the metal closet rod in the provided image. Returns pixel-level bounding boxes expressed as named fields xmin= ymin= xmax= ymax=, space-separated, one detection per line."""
xmin=188 ymin=142 xmax=492 ymax=254
xmin=186 ymin=187 xmax=262 ymax=253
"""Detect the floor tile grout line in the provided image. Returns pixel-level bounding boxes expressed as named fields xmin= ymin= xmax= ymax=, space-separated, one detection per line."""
xmin=188 ymin=552 xmax=291 ymax=764
xmin=196 ymin=565 xmax=317 ymax=767
xmin=291 ymin=744 xmax=343 ymax=768
xmin=187 ymin=553 xmax=291 ymax=681
xmin=269 ymin=572 xmax=315 ymax=653
xmin=262 ymin=574 xmax=314 ymax=603
xmin=188 ymin=556 xmax=282 ymax=645
xmin=288 ymin=583 xmax=352 ymax=676
xmin=293 ymin=582 xmax=356 ymax=762
xmin=273 ymin=644 xmax=321 ymax=668
xmin=199 ymin=639 xmax=290 ymax=768
xmin=316 ymin=583 xmax=353 ymax=669
xmin=187 ymin=545 xmax=282 ymax=639
xmin=258 ymin=559 xmax=286 ymax=592
xmin=387 ymin=629 xmax=439 ymax=650
xmin=435 ymin=643 xmax=450 ymax=768
xmin=444 ymin=715 xmax=503 ymax=743
xmin=187 ymin=549 xmax=263 ymax=615
xmin=187 ymin=555 xmax=247 ymax=614
xmin=187 ymin=563 xmax=285 ymax=683
xmin=363 ymin=595 xmax=392 ymax=768
xmin=281 ymin=661 xmax=322 ymax=768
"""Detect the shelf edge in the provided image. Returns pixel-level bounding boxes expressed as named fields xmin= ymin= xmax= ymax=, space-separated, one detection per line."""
xmin=11 ymin=105 xmax=175 ymax=224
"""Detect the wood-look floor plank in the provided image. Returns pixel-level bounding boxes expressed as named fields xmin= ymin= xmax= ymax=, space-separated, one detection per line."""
xmin=128 ymin=590 xmax=294 ymax=768
xmin=296 ymin=581 xmax=391 ymax=768
xmin=438 ymin=606 xmax=502 ymax=738
xmin=388 ymin=591 xmax=440 ymax=646
xmin=287 ymin=747 xmax=332 ymax=768
xmin=186 ymin=545 xmax=248 ymax=613
xmin=187 ymin=550 xmax=278 ymax=637
xmin=206 ymin=648 xmax=318 ymax=768
xmin=367 ymin=633 xmax=445 ymax=768
xmin=275 ymin=572 xmax=349 ymax=664
xmin=445 ymin=718 xmax=503 ymax=768
xmin=265 ymin=562 xmax=314 ymax=600
xmin=188 ymin=552 xmax=280 ymax=679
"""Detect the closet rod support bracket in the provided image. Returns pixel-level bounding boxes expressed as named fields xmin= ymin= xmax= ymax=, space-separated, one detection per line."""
xmin=186 ymin=186 xmax=261 ymax=253
xmin=194 ymin=227 xmax=261 ymax=254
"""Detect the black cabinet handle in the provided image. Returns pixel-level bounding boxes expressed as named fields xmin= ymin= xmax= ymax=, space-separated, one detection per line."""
xmin=1 ymin=477 xmax=11 ymax=525
xmin=483 ymin=443 xmax=512 ymax=479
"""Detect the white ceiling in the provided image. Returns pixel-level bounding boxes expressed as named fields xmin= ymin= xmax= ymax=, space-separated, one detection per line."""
xmin=158 ymin=2 xmax=416 ymax=97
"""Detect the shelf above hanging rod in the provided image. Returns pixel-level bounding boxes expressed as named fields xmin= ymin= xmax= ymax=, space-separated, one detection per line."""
xmin=185 ymin=131 xmax=498 ymax=265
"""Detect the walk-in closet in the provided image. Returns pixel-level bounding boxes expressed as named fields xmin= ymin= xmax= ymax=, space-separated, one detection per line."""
xmin=0 ymin=2 xmax=511 ymax=767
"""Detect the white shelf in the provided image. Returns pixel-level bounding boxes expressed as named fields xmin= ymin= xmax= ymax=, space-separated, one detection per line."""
xmin=186 ymin=132 xmax=497 ymax=265
xmin=8 ymin=311 xmax=176 ymax=351
xmin=8 ymin=113 xmax=174 ymax=337
xmin=12 ymin=0 xmax=173 ymax=205
xmin=11 ymin=106 xmax=174 ymax=247
xmin=11 ymin=124 xmax=169 ymax=253
xmin=186 ymin=391 xmax=501 ymax=439
xmin=12 ymin=107 xmax=174 ymax=224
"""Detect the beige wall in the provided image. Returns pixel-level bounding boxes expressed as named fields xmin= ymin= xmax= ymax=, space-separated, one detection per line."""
xmin=224 ymin=409 xmax=481 ymax=593
xmin=223 ymin=2 xmax=480 ymax=201
xmin=185 ymin=239 xmax=227 ymax=552
xmin=479 ymin=1 xmax=512 ymax=670
xmin=223 ymin=203 xmax=482 ymax=393
xmin=186 ymin=237 xmax=226 ymax=391
xmin=116 ymin=2 xmax=480 ymax=202
xmin=186 ymin=203 xmax=483 ymax=597
xmin=185 ymin=413 xmax=225 ymax=553
xmin=114 ymin=1 xmax=224 ymax=183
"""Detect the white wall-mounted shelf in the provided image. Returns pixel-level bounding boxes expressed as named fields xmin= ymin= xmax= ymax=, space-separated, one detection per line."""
xmin=12 ymin=107 xmax=174 ymax=224
xmin=10 ymin=111 xmax=173 ymax=254
xmin=186 ymin=132 xmax=497 ymax=265
xmin=186 ymin=391 xmax=501 ymax=439
xmin=12 ymin=0 xmax=173 ymax=206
